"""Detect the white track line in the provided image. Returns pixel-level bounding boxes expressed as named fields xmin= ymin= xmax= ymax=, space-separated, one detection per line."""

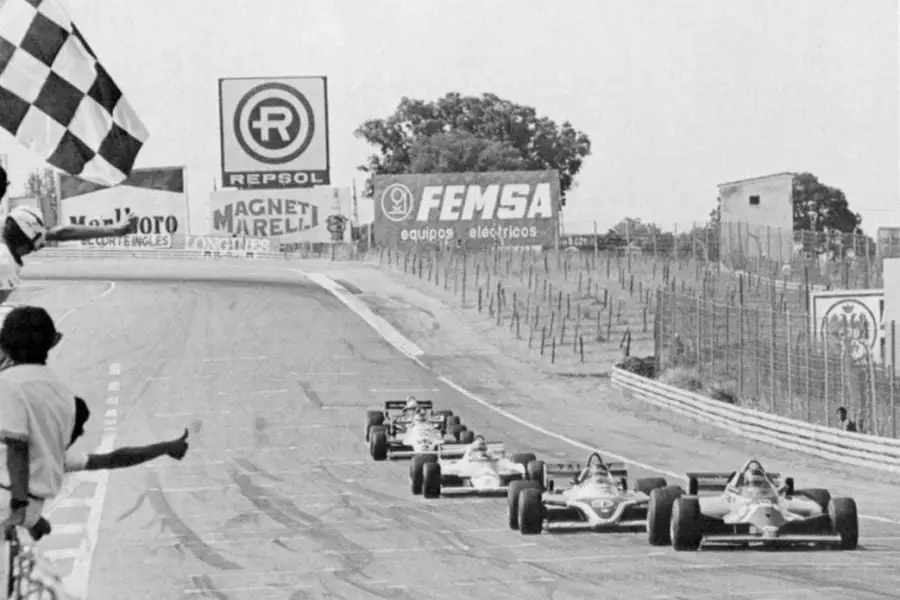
xmin=301 ymin=269 xmax=900 ymax=527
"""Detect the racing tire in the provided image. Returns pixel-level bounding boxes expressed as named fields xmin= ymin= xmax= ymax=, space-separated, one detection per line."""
xmin=507 ymin=480 xmax=541 ymax=530
xmin=518 ymin=488 xmax=544 ymax=535
xmin=446 ymin=416 xmax=461 ymax=428
xmin=511 ymin=453 xmax=537 ymax=467
xmin=369 ymin=426 xmax=389 ymax=461
xmin=829 ymin=497 xmax=859 ymax=550
xmin=459 ymin=430 xmax=475 ymax=444
xmin=783 ymin=477 xmax=795 ymax=496
xmin=448 ymin=424 xmax=467 ymax=441
xmin=423 ymin=463 xmax=442 ymax=499
xmin=670 ymin=496 xmax=702 ymax=551
xmin=647 ymin=486 xmax=683 ymax=546
xmin=635 ymin=477 xmax=668 ymax=495
xmin=410 ymin=454 xmax=438 ymax=495
xmin=365 ymin=411 xmax=384 ymax=442
xmin=525 ymin=460 xmax=547 ymax=491
xmin=795 ymin=488 xmax=831 ymax=510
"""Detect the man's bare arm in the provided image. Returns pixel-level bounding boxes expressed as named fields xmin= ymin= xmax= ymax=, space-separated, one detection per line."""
xmin=82 ymin=430 xmax=188 ymax=471
xmin=5 ymin=439 xmax=29 ymax=502
xmin=45 ymin=224 xmax=130 ymax=242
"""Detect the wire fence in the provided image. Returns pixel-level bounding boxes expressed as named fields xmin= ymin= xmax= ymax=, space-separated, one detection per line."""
xmin=369 ymin=219 xmax=898 ymax=438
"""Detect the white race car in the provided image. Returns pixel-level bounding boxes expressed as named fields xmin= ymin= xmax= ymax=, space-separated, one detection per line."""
xmin=368 ymin=411 xmax=473 ymax=461
xmin=410 ymin=436 xmax=545 ymax=497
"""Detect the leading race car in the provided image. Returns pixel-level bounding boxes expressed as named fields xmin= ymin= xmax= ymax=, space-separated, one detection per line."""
xmin=367 ymin=409 xmax=475 ymax=461
xmin=364 ymin=397 xmax=471 ymax=445
xmin=507 ymin=452 xmax=669 ymax=535
xmin=646 ymin=459 xmax=859 ymax=550
xmin=411 ymin=436 xmax=545 ymax=497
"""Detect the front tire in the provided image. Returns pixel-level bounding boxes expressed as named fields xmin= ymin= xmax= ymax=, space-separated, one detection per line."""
xmin=647 ymin=486 xmax=683 ymax=546
xmin=423 ymin=463 xmax=442 ymax=499
xmin=670 ymin=496 xmax=702 ymax=551
xmin=518 ymin=489 xmax=544 ymax=535
xmin=369 ymin=426 xmax=388 ymax=461
xmin=829 ymin=497 xmax=859 ymax=550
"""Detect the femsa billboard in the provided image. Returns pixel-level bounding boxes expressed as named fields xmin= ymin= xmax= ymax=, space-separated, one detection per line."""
xmin=208 ymin=186 xmax=350 ymax=244
xmin=372 ymin=170 xmax=560 ymax=247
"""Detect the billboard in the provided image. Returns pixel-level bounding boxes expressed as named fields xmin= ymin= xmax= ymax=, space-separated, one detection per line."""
xmin=218 ymin=76 xmax=330 ymax=190
xmin=184 ymin=235 xmax=271 ymax=258
xmin=877 ymin=227 xmax=900 ymax=259
xmin=208 ymin=186 xmax=350 ymax=246
xmin=372 ymin=170 xmax=560 ymax=247
xmin=809 ymin=289 xmax=884 ymax=364
xmin=58 ymin=166 xmax=188 ymax=250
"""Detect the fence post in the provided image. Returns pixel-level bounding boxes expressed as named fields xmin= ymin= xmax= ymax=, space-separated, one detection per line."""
xmin=786 ymin=310 xmax=793 ymax=417
xmin=824 ymin=320 xmax=830 ymax=427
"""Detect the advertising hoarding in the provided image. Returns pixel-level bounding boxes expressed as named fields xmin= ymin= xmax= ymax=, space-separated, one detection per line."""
xmin=877 ymin=227 xmax=900 ymax=259
xmin=184 ymin=235 xmax=271 ymax=258
xmin=208 ymin=186 xmax=350 ymax=247
xmin=372 ymin=170 xmax=560 ymax=247
xmin=58 ymin=166 xmax=188 ymax=250
xmin=809 ymin=289 xmax=884 ymax=363
xmin=218 ymin=76 xmax=330 ymax=189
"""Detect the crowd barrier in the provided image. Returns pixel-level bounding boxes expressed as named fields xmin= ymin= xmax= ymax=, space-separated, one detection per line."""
xmin=612 ymin=367 xmax=900 ymax=474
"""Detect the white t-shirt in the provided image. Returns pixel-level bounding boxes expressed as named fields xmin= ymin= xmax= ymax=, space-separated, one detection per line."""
xmin=0 ymin=365 xmax=75 ymax=500
xmin=0 ymin=242 xmax=21 ymax=293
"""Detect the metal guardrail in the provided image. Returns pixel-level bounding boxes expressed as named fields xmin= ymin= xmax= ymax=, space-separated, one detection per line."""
xmin=611 ymin=366 xmax=900 ymax=474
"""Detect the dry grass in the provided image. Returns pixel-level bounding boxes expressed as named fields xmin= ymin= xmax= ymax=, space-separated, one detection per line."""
xmin=368 ymin=244 xmax=900 ymax=438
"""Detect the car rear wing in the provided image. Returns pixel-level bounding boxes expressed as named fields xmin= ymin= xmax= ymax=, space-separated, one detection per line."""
xmin=686 ymin=472 xmax=733 ymax=492
xmin=435 ymin=443 xmax=469 ymax=459
xmin=384 ymin=400 xmax=434 ymax=411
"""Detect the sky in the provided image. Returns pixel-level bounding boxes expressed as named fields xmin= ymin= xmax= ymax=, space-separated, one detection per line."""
xmin=1 ymin=0 xmax=897 ymax=234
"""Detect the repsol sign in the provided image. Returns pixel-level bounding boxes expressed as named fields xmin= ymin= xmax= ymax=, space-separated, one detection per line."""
xmin=67 ymin=207 xmax=179 ymax=235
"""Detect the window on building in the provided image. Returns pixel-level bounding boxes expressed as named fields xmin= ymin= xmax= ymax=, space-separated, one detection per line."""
xmin=749 ymin=195 xmax=760 ymax=206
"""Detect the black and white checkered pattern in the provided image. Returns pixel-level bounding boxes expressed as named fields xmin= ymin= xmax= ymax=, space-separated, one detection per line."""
xmin=0 ymin=0 xmax=148 ymax=186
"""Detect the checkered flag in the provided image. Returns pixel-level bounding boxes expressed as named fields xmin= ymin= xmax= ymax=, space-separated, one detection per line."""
xmin=0 ymin=0 xmax=148 ymax=186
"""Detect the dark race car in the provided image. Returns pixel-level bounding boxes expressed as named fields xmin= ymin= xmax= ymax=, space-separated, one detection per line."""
xmin=507 ymin=452 xmax=669 ymax=535
xmin=646 ymin=459 xmax=859 ymax=550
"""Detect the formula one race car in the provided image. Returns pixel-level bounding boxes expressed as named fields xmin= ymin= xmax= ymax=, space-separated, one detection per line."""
xmin=646 ymin=459 xmax=859 ymax=550
xmin=366 ymin=407 xmax=475 ymax=461
xmin=507 ymin=452 xmax=669 ymax=535
xmin=364 ymin=399 xmax=472 ymax=445
xmin=411 ymin=436 xmax=545 ymax=497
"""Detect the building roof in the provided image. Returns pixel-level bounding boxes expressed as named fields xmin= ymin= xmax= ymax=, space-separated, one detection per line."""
xmin=717 ymin=172 xmax=797 ymax=187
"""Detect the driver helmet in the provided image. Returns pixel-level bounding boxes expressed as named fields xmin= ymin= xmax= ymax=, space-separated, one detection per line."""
xmin=405 ymin=396 xmax=418 ymax=411
xmin=468 ymin=437 xmax=489 ymax=459
xmin=744 ymin=466 xmax=768 ymax=490
xmin=587 ymin=462 xmax=609 ymax=482
xmin=7 ymin=205 xmax=47 ymax=252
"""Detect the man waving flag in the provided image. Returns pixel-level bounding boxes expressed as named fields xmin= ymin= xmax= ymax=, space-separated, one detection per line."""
xmin=0 ymin=0 xmax=148 ymax=187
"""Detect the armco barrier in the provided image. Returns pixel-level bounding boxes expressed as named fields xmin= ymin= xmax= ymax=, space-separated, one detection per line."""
xmin=612 ymin=366 xmax=900 ymax=474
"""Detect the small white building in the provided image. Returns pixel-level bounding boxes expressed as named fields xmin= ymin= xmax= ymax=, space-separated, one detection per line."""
xmin=718 ymin=172 xmax=795 ymax=266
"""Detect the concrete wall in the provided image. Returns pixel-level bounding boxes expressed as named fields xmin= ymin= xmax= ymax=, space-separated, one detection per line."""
xmin=719 ymin=173 xmax=794 ymax=266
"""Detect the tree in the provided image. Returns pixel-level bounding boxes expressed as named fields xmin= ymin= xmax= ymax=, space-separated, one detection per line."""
xmin=23 ymin=169 xmax=58 ymax=224
xmin=355 ymin=92 xmax=592 ymax=205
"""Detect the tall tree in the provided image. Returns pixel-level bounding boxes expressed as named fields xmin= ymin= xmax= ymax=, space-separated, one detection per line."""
xmin=355 ymin=92 xmax=592 ymax=204
xmin=23 ymin=169 xmax=58 ymax=224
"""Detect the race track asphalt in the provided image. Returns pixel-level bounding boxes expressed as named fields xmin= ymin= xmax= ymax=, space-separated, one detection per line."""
xmin=20 ymin=259 xmax=900 ymax=600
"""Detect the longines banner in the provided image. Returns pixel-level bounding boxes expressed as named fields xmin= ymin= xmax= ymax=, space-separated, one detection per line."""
xmin=372 ymin=170 xmax=560 ymax=247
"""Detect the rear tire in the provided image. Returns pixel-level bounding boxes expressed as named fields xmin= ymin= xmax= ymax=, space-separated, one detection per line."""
xmin=446 ymin=416 xmax=461 ymax=428
xmin=635 ymin=477 xmax=668 ymax=495
xmin=525 ymin=460 xmax=546 ymax=491
xmin=423 ymin=463 xmax=442 ymax=499
xmin=365 ymin=411 xmax=384 ymax=441
xmin=518 ymin=489 xmax=544 ymax=535
xmin=670 ymin=496 xmax=702 ymax=551
xmin=460 ymin=430 xmax=475 ymax=444
xmin=647 ymin=486 xmax=683 ymax=546
xmin=796 ymin=488 xmax=831 ymax=511
xmin=829 ymin=497 xmax=859 ymax=550
xmin=507 ymin=480 xmax=541 ymax=530
xmin=369 ymin=426 xmax=388 ymax=461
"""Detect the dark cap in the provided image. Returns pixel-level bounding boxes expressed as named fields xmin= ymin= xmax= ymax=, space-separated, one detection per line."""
xmin=0 ymin=306 xmax=59 ymax=363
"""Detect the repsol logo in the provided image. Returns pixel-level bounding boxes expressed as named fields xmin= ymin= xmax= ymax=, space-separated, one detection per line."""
xmin=67 ymin=207 xmax=179 ymax=235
